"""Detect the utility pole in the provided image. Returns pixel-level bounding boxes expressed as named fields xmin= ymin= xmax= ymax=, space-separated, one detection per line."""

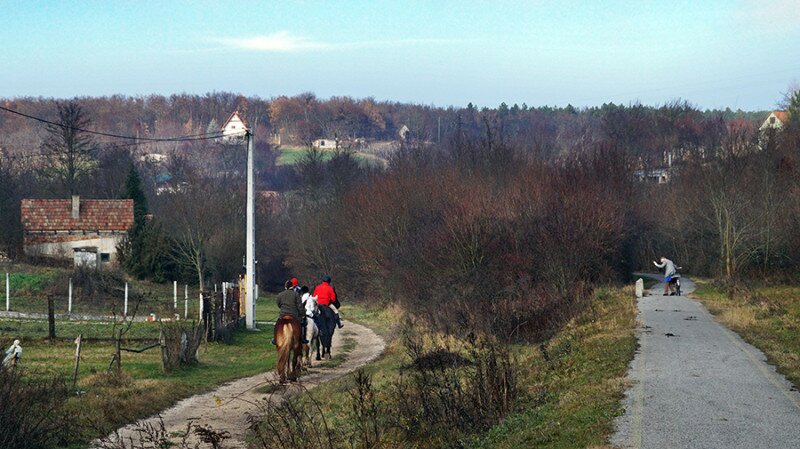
xmin=245 ymin=130 xmax=257 ymax=330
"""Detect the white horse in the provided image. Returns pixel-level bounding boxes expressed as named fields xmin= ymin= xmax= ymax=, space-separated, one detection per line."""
xmin=302 ymin=294 xmax=321 ymax=369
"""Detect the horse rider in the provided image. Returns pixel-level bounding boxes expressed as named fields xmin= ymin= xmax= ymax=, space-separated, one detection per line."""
xmin=291 ymin=277 xmax=301 ymax=294
xmin=272 ymin=280 xmax=304 ymax=346
xmin=314 ymin=275 xmax=344 ymax=329
xmin=653 ymin=256 xmax=677 ymax=296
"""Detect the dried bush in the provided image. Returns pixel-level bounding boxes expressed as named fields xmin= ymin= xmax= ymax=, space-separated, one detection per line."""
xmin=248 ymin=383 xmax=337 ymax=449
xmin=0 ymin=365 xmax=74 ymax=449
xmin=385 ymin=325 xmax=518 ymax=448
xmin=159 ymin=320 xmax=204 ymax=372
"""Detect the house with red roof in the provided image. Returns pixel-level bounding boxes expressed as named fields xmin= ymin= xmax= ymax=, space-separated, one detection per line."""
xmin=220 ymin=111 xmax=249 ymax=143
xmin=760 ymin=111 xmax=790 ymax=132
xmin=20 ymin=196 xmax=134 ymax=268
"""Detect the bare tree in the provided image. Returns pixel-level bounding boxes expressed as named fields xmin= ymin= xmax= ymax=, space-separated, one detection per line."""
xmin=39 ymin=102 xmax=97 ymax=196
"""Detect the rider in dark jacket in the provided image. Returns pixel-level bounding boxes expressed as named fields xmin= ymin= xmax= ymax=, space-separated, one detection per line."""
xmin=272 ymin=280 xmax=304 ymax=345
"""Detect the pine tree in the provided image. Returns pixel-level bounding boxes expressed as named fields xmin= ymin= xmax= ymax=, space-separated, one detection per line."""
xmin=124 ymin=164 xmax=148 ymax=224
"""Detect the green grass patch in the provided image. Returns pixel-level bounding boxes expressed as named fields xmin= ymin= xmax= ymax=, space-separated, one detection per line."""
xmin=277 ymin=146 xmax=332 ymax=165
xmin=0 ymin=296 xmax=283 ymax=447
xmin=692 ymin=280 xmax=800 ymax=388
xmin=276 ymin=146 xmax=386 ymax=167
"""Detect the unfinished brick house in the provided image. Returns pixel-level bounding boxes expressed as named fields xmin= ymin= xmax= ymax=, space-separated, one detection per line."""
xmin=20 ymin=196 xmax=134 ymax=268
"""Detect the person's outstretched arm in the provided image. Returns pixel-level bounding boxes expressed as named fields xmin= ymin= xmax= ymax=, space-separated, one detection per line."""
xmin=653 ymin=260 xmax=665 ymax=268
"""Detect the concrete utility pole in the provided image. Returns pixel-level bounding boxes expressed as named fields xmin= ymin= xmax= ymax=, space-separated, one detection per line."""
xmin=245 ymin=131 xmax=257 ymax=329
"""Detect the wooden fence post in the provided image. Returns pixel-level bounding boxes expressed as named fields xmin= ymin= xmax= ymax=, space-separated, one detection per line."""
xmin=72 ymin=334 xmax=82 ymax=389
xmin=47 ymin=295 xmax=56 ymax=340
xmin=68 ymin=277 xmax=72 ymax=315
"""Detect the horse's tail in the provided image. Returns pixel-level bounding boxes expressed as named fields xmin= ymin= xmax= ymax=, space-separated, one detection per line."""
xmin=275 ymin=317 xmax=298 ymax=381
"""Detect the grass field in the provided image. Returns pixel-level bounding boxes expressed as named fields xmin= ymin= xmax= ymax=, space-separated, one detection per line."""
xmin=0 ymin=262 xmax=212 ymax=317
xmin=276 ymin=146 xmax=387 ymax=167
xmin=3 ymin=285 xmax=270 ymax=447
xmin=275 ymin=287 xmax=638 ymax=448
xmin=692 ymin=281 xmax=800 ymax=388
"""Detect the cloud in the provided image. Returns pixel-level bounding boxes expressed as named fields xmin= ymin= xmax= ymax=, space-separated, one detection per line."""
xmin=736 ymin=0 xmax=800 ymax=33
xmin=216 ymin=31 xmax=467 ymax=52
xmin=217 ymin=31 xmax=328 ymax=52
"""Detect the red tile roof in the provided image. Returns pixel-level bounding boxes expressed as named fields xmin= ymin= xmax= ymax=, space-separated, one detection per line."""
xmin=774 ymin=111 xmax=789 ymax=124
xmin=21 ymin=199 xmax=134 ymax=232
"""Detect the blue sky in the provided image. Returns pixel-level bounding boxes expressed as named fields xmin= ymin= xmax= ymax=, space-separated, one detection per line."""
xmin=1 ymin=0 xmax=798 ymax=110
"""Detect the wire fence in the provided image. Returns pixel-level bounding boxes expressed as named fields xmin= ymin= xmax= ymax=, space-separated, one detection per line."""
xmin=0 ymin=272 xmax=245 ymax=340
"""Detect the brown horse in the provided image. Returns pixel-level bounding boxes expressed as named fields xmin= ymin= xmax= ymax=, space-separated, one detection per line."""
xmin=275 ymin=316 xmax=302 ymax=383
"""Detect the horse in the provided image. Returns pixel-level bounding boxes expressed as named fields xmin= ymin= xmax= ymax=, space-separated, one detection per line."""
xmin=317 ymin=304 xmax=337 ymax=360
xmin=302 ymin=296 xmax=321 ymax=368
xmin=274 ymin=316 xmax=302 ymax=383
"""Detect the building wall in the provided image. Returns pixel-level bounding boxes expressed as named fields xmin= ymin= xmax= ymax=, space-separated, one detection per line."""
xmin=222 ymin=115 xmax=247 ymax=140
xmin=760 ymin=113 xmax=785 ymax=131
xmin=23 ymin=234 xmax=126 ymax=264
xmin=313 ymin=139 xmax=335 ymax=148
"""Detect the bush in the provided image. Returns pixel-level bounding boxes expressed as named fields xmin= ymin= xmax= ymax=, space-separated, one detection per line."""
xmin=385 ymin=327 xmax=518 ymax=448
xmin=0 ymin=366 xmax=74 ymax=449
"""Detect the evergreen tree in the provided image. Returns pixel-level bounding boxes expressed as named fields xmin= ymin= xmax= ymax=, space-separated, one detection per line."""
xmin=118 ymin=165 xmax=174 ymax=280
xmin=124 ymin=164 xmax=149 ymax=224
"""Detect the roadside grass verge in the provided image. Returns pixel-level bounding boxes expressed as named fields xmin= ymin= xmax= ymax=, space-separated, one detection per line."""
xmin=255 ymin=287 xmax=638 ymax=448
xmin=692 ymin=280 xmax=800 ymax=388
xmin=475 ymin=286 xmax=638 ymax=448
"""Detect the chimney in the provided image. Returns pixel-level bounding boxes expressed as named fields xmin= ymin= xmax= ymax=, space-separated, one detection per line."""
xmin=71 ymin=195 xmax=80 ymax=219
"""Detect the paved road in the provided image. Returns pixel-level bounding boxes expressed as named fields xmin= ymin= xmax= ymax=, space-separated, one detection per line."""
xmin=613 ymin=276 xmax=800 ymax=449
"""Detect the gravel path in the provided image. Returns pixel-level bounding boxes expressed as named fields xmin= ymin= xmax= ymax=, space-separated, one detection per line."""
xmin=613 ymin=276 xmax=800 ymax=449
xmin=100 ymin=321 xmax=386 ymax=448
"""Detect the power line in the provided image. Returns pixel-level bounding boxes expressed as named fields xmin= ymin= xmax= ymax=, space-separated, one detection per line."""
xmin=0 ymin=104 xmax=243 ymax=142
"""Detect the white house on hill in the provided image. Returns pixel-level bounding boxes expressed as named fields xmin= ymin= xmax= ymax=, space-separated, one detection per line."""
xmin=760 ymin=111 xmax=789 ymax=132
xmin=220 ymin=111 xmax=248 ymax=142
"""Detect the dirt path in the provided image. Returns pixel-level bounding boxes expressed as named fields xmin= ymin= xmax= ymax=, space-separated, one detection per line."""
xmin=101 ymin=321 xmax=385 ymax=448
xmin=613 ymin=277 xmax=800 ymax=449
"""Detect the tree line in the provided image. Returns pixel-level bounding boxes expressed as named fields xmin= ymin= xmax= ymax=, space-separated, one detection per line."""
xmin=1 ymin=91 xmax=799 ymax=340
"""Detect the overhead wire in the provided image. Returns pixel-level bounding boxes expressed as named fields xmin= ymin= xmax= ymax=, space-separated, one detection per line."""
xmin=0 ymin=104 xmax=245 ymax=142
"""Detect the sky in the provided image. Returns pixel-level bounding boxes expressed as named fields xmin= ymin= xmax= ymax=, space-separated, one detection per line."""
xmin=1 ymin=0 xmax=799 ymax=111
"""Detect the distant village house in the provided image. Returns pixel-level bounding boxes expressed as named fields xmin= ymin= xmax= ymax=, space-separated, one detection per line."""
xmin=312 ymin=138 xmax=337 ymax=149
xmin=20 ymin=196 xmax=134 ymax=268
xmin=759 ymin=111 xmax=789 ymax=132
xmin=220 ymin=111 xmax=249 ymax=142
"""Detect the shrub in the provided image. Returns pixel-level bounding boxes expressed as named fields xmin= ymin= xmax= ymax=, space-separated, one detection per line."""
xmin=0 ymin=366 xmax=74 ymax=449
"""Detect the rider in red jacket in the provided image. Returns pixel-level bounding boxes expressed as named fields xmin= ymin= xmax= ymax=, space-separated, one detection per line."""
xmin=313 ymin=275 xmax=344 ymax=328
xmin=314 ymin=276 xmax=336 ymax=306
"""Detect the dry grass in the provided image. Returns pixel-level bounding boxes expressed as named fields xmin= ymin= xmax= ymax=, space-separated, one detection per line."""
xmin=693 ymin=280 xmax=800 ymax=388
xmin=261 ymin=286 xmax=638 ymax=449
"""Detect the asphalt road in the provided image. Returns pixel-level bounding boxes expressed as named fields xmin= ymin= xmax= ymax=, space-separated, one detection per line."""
xmin=612 ymin=276 xmax=800 ymax=449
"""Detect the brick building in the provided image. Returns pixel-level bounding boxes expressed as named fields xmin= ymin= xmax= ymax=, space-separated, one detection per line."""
xmin=20 ymin=196 xmax=134 ymax=268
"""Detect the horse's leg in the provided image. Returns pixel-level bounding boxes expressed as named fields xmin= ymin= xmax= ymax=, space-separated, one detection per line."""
xmin=314 ymin=335 xmax=321 ymax=361
xmin=277 ymin=344 xmax=288 ymax=383
xmin=302 ymin=342 xmax=309 ymax=370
